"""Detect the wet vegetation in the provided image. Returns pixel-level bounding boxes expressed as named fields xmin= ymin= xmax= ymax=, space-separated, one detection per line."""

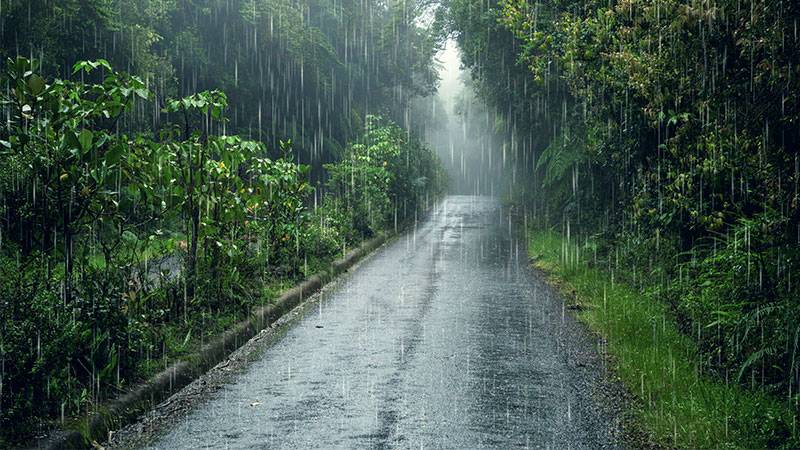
xmin=445 ymin=0 xmax=800 ymax=445
xmin=0 ymin=0 xmax=444 ymax=444
xmin=1 ymin=0 xmax=799 ymax=446
xmin=530 ymin=229 xmax=798 ymax=447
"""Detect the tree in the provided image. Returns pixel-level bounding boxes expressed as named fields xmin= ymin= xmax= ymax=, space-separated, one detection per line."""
xmin=0 ymin=57 xmax=149 ymax=301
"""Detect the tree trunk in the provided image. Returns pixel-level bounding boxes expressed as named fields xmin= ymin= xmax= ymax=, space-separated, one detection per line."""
xmin=63 ymin=199 xmax=73 ymax=304
xmin=186 ymin=198 xmax=199 ymax=302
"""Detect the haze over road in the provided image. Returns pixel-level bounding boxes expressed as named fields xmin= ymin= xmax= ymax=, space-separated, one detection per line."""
xmin=139 ymin=196 xmax=620 ymax=449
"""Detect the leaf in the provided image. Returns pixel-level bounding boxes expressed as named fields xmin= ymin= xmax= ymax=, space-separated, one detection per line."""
xmin=27 ymin=74 xmax=45 ymax=96
xmin=737 ymin=345 xmax=778 ymax=383
xmin=537 ymin=133 xmax=582 ymax=187
xmin=181 ymin=330 xmax=192 ymax=348
xmin=74 ymin=59 xmax=112 ymax=74
xmin=72 ymin=61 xmax=88 ymax=74
xmin=94 ymin=59 xmax=112 ymax=72
xmin=105 ymin=144 xmax=124 ymax=165
xmin=65 ymin=130 xmax=81 ymax=151
xmin=79 ymin=129 xmax=93 ymax=152
xmin=210 ymin=106 xmax=222 ymax=120
xmin=122 ymin=230 xmax=139 ymax=243
xmin=135 ymin=88 xmax=150 ymax=99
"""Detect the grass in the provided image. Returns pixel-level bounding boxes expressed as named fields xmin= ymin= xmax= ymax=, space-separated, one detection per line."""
xmin=137 ymin=276 xmax=298 ymax=379
xmin=528 ymin=228 xmax=799 ymax=449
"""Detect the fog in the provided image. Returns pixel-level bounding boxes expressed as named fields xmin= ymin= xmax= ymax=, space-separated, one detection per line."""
xmin=421 ymin=40 xmax=507 ymax=196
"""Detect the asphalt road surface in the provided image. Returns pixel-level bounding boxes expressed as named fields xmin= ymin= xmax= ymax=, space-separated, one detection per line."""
xmin=125 ymin=196 xmax=622 ymax=449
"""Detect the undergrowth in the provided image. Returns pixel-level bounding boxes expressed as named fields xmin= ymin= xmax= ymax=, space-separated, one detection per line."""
xmin=528 ymin=228 xmax=799 ymax=449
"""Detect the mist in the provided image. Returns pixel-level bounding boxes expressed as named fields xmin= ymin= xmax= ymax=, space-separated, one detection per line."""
xmin=2 ymin=0 xmax=799 ymax=448
xmin=419 ymin=40 xmax=506 ymax=196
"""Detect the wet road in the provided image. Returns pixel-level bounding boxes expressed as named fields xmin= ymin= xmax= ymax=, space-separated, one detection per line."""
xmin=144 ymin=196 xmax=619 ymax=449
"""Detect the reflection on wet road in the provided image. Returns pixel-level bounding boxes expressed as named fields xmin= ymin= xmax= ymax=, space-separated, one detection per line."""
xmin=147 ymin=196 xmax=617 ymax=449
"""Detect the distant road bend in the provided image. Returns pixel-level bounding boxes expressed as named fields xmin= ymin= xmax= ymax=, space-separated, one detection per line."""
xmin=115 ymin=195 xmax=622 ymax=449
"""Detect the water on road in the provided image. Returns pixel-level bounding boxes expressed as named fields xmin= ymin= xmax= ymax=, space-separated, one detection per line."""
xmin=141 ymin=196 xmax=619 ymax=449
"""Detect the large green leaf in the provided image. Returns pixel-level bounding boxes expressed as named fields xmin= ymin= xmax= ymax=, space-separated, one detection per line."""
xmin=65 ymin=130 xmax=81 ymax=152
xmin=78 ymin=129 xmax=93 ymax=152
xmin=27 ymin=74 xmax=45 ymax=96
xmin=105 ymin=143 xmax=124 ymax=165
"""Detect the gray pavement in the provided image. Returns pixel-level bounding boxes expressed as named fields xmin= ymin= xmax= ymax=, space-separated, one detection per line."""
xmin=136 ymin=196 xmax=620 ymax=449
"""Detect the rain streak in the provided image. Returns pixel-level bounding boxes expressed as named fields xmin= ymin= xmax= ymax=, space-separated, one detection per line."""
xmin=0 ymin=0 xmax=798 ymax=448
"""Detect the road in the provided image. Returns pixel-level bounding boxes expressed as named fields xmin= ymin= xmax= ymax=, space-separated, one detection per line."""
xmin=124 ymin=196 xmax=622 ymax=449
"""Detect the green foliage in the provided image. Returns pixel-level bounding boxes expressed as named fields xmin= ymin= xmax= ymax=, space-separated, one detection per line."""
xmin=529 ymin=228 xmax=799 ymax=448
xmin=246 ymin=144 xmax=313 ymax=273
xmin=0 ymin=59 xmax=444 ymax=445
xmin=325 ymin=127 xmax=396 ymax=235
xmin=448 ymin=0 xmax=800 ymax=443
xmin=1 ymin=0 xmax=440 ymax=167
xmin=0 ymin=58 xmax=167 ymax=441
xmin=0 ymin=55 xmax=149 ymax=301
xmin=325 ymin=115 xmax=446 ymax=237
xmin=665 ymin=212 xmax=800 ymax=394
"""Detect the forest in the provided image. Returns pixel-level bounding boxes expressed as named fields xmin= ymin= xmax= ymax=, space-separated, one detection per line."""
xmin=0 ymin=0 xmax=445 ymax=444
xmin=447 ymin=0 xmax=800 ymax=446
xmin=2 ymin=0 xmax=799 ymax=448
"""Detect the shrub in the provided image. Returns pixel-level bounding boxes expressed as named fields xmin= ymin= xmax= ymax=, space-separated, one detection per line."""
xmin=324 ymin=115 xmax=445 ymax=237
xmin=666 ymin=212 xmax=800 ymax=396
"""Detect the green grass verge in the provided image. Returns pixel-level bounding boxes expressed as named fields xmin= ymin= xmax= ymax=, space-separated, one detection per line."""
xmin=136 ymin=277 xmax=297 ymax=379
xmin=528 ymin=228 xmax=798 ymax=449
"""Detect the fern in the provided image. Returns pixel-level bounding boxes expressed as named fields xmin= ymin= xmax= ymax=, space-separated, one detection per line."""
xmin=737 ymin=303 xmax=786 ymax=346
xmin=737 ymin=344 xmax=780 ymax=383
xmin=735 ymin=302 xmax=788 ymax=383
xmin=536 ymin=131 xmax=583 ymax=187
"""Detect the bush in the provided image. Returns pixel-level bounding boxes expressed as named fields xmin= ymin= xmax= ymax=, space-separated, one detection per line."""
xmin=303 ymin=198 xmax=351 ymax=261
xmin=324 ymin=115 xmax=445 ymax=237
xmin=666 ymin=212 xmax=800 ymax=396
xmin=0 ymin=251 xmax=137 ymax=442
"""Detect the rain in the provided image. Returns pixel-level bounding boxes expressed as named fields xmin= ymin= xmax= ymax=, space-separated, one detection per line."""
xmin=0 ymin=0 xmax=798 ymax=449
